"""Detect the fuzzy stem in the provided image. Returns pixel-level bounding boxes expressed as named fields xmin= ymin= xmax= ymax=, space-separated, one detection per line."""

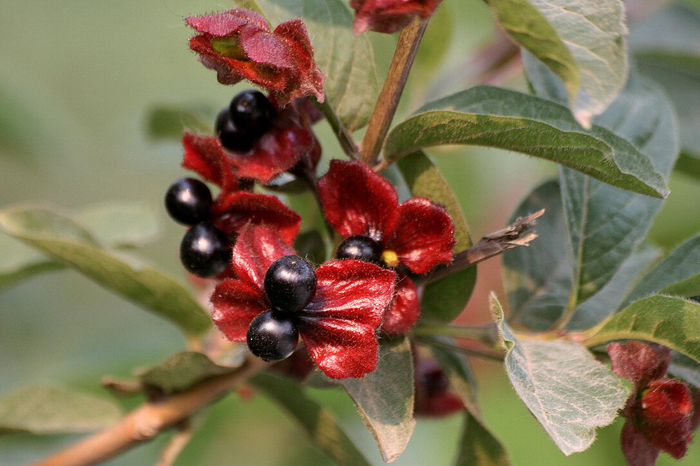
xmin=360 ymin=17 xmax=429 ymax=166
xmin=412 ymin=323 xmax=500 ymax=348
xmin=315 ymin=96 xmax=360 ymax=160
xmin=414 ymin=336 xmax=505 ymax=362
xmin=32 ymin=357 xmax=269 ymax=466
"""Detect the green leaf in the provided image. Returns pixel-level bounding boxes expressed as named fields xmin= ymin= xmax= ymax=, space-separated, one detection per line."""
xmin=558 ymin=72 xmax=678 ymax=305
xmin=294 ymin=230 xmax=328 ymax=265
xmin=429 ymin=345 xmax=511 ymax=466
xmin=146 ymin=105 xmax=213 ymax=141
xmin=397 ymin=152 xmax=476 ymax=323
xmin=485 ymin=0 xmax=628 ymax=128
xmin=139 ymin=352 xmax=234 ymax=394
xmin=0 ymin=233 xmax=64 ymax=291
xmin=491 ymin=294 xmax=629 ymax=455
xmin=623 ymin=234 xmax=700 ymax=307
xmin=504 ymin=180 xmax=570 ymax=330
xmin=384 ymin=86 xmax=668 ymax=199
xmin=0 ymin=386 xmax=122 ymax=435
xmin=0 ymin=205 xmax=211 ymax=337
xmin=251 ymin=373 xmax=371 ymax=466
xmin=585 ymin=295 xmax=700 ymax=363
xmin=668 ymin=353 xmax=700 ymax=391
xmin=247 ymin=0 xmax=379 ymax=132
xmin=335 ymin=337 xmax=415 ymax=463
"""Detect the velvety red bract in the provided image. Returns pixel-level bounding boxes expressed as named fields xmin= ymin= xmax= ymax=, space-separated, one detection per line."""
xmin=181 ymin=130 xmax=302 ymax=243
xmin=187 ymin=9 xmax=325 ymax=106
xmin=211 ymin=224 xmax=396 ymax=379
xmin=350 ymin=0 xmax=443 ymax=35
xmin=318 ymin=159 xmax=454 ymax=334
xmin=413 ymin=354 xmax=464 ymax=417
xmin=609 ymin=341 xmax=697 ymax=465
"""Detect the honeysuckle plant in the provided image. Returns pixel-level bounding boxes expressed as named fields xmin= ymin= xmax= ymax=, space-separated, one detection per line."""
xmin=2 ymin=0 xmax=700 ymax=465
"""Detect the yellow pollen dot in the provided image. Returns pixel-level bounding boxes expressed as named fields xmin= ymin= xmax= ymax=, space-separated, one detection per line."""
xmin=381 ymin=250 xmax=399 ymax=268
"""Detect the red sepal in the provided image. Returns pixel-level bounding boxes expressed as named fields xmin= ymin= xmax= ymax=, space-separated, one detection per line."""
xmin=414 ymin=356 xmax=464 ymax=418
xmin=350 ymin=0 xmax=443 ymax=35
xmin=318 ymin=160 xmax=399 ymax=241
xmin=381 ymin=273 xmax=420 ymax=335
xmin=212 ymin=191 xmax=301 ymax=244
xmin=230 ymin=223 xmax=296 ymax=291
xmin=386 ymin=197 xmax=454 ymax=274
xmin=638 ymin=379 xmax=694 ymax=459
xmin=297 ymin=260 xmax=396 ymax=379
xmin=621 ymin=420 xmax=660 ymax=466
xmin=182 ymin=131 xmax=238 ymax=194
xmin=609 ymin=341 xmax=672 ymax=388
xmin=187 ymin=9 xmax=325 ymax=106
xmin=211 ymin=279 xmax=267 ymax=341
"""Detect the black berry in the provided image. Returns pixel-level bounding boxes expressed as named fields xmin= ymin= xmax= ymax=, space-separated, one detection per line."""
xmin=179 ymin=223 xmax=231 ymax=277
xmin=215 ymin=108 xmax=255 ymax=152
xmin=264 ymin=255 xmax=317 ymax=312
xmin=229 ymin=90 xmax=276 ymax=135
xmin=247 ymin=309 xmax=299 ymax=361
xmin=165 ymin=178 xmax=212 ymax=225
xmin=336 ymin=235 xmax=383 ymax=264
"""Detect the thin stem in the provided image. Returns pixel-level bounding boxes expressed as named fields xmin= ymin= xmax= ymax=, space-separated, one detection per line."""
xmin=32 ymin=357 xmax=269 ymax=466
xmin=296 ymin=166 xmax=336 ymax=240
xmin=548 ymin=291 xmax=579 ymax=333
xmin=360 ymin=17 xmax=429 ymax=166
xmin=156 ymin=420 xmax=194 ymax=466
xmin=412 ymin=323 xmax=500 ymax=348
xmin=315 ymin=96 xmax=360 ymax=160
xmin=414 ymin=336 xmax=505 ymax=362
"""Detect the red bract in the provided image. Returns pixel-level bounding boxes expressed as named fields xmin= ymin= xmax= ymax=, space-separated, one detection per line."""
xmin=211 ymin=224 xmax=397 ymax=379
xmin=609 ymin=341 xmax=699 ymax=465
xmin=187 ymin=9 xmax=325 ymax=106
xmin=184 ymin=96 xmax=321 ymax=184
xmin=414 ymin=354 xmax=464 ymax=417
xmin=350 ymin=0 xmax=443 ymax=35
xmin=318 ymin=159 xmax=454 ymax=334
xmin=181 ymin=131 xmax=301 ymax=244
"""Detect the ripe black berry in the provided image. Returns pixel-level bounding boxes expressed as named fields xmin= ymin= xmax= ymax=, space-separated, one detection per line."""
xmin=336 ymin=235 xmax=383 ymax=264
xmin=229 ymin=90 xmax=276 ymax=135
xmin=247 ymin=309 xmax=299 ymax=361
xmin=179 ymin=223 xmax=231 ymax=277
xmin=215 ymin=108 xmax=255 ymax=152
xmin=165 ymin=178 xmax=212 ymax=225
xmin=264 ymin=255 xmax=317 ymax=312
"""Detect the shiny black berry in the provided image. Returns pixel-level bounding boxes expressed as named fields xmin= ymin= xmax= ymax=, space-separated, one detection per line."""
xmin=247 ymin=309 xmax=299 ymax=361
xmin=215 ymin=108 xmax=255 ymax=152
xmin=336 ymin=235 xmax=383 ymax=264
xmin=264 ymin=255 xmax=317 ymax=312
xmin=165 ymin=178 xmax=212 ymax=225
xmin=229 ymin=90 xmax=276 ymax=135
xmin=179 ymin=223 xmax=231 ymax=277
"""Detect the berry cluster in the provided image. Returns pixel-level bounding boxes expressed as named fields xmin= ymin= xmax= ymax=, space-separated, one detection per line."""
xmin=215 ymin=90 xmax=276 ymax=152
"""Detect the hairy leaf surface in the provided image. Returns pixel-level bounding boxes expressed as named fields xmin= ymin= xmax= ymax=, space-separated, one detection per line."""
xmin=139 ymin=352 xmax=234 ymax=394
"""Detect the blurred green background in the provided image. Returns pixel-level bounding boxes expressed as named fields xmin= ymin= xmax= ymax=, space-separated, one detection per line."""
xmin=1 ymin=0 xmax=699 ymax=464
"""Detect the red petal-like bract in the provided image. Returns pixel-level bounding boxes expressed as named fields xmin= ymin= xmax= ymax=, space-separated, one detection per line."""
xmin=386 ymin=197 xmax=455 ymax=274
xmin=230 ymin=223 xmax=296 ymax=291
xmin=638 ymin=379 xmax=694 ymax=459
xmin=318 ymin=159 xmax=399 ymax=241
xmin=350 ymin=0 xmax=443 ymax=35
xmin=187 ymin=9 xmax=325 ymax=106
xmin=182 ymin=131 xmax=238 ymax=194
xmin=212 ymin=191 xmax=301 ymax=244
xmin=211 ymin=279 xmax=267 ymax=341
xmin=609 ymin=341 xmax=672 ymax=388
xmin=381 ymin=273 xmax=420 ymax=335
xmin=297 ymin=260 xmax=396 ymax=379
xmin=413 ymin=356 xmax=464 ymax=417
xmin=621 ymin=420 xmax=660 ymax=466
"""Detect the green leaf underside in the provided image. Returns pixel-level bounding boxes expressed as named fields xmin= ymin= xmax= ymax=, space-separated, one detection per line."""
xmin=429 ymin=344 xmax=512 ymax=465
xmin=384 ymin=86 xmax=668 ymax=199
xmin=0 ymin=386 xmax=121 ymax=435
xmin=558 ymin=72 xmax=678 ymax=305
xmin=486 ymin=0 xmax=628 ymax=127
xmin=139 ymin=352 xmax=234 ymax=394
xmin=246 ymin=0 xmax=379 ymax=132
xmin=251 ymin=373 xmax=371 ymax=466
xmin=397 ymin=151 xmax=476 ymax=323
xmin=623 ymin=235 xmax=700 ymax=308
xmin=0 ymin=202 xmax=160 ymax=291
xmin=491 ymin=294 xmax=629 ymax=455
xmin=668 ymin=353 xmax=700 ymax=391
xmin=0 ymin=206 xmax=210 ymax=337
xmin=146 ymin=105 xmax=213 ymax=141
xmin=586 ymin=295 xmax=700 ymax=363
xmin=334 ymin=337 xmax=415 ymax=463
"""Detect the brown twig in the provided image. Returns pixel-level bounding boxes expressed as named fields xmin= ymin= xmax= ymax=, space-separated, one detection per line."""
xmin=423 ymin=209 xmax=544 ymax=284
xmin=156 ymin=420 xmax=195 ymax=466
xmin=360 ymin=17 xmax=429 ymax=166
xmin=32 ymin=357 xmax=269 ymax=466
